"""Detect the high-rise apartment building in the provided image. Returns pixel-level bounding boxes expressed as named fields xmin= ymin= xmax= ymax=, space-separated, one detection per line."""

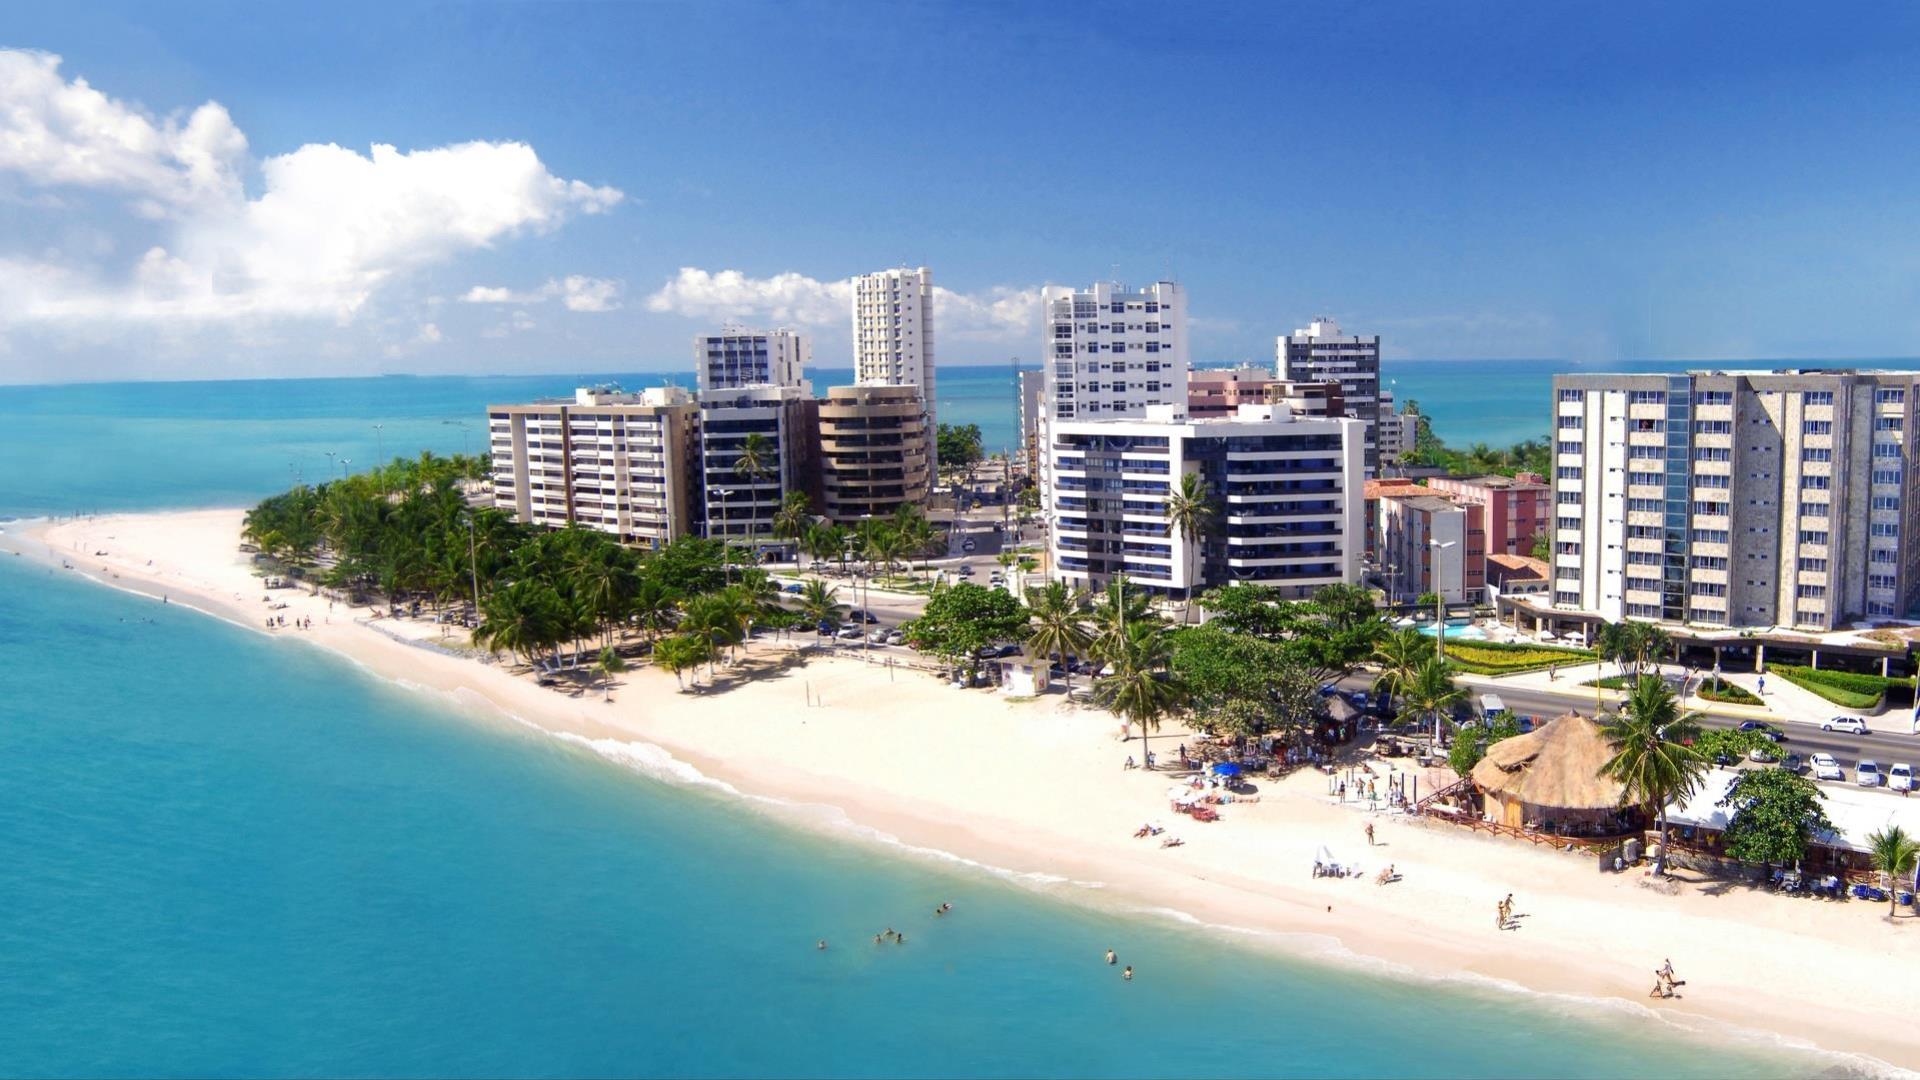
xmin=818 ymin=384 xmax=931 ymax=522
xmin=488 ymin=387 xmax=700 ymax=548
xmin=1046 ymin=403 xmax=1364 ymax=599
xmin=1041 ymin=280 xmax=1189 ymax=421
xmin=1550 ymin=369 xmax=1920 ymax=630
xmin=1376 ymin=490 xmax=1484 ymax=604
xmin=852 ymin=266 xmax=937 ymax=476
xmin=1278 ymin=317 xmax=1382 ymax=473
xmin=697 ymin=385 xmax=818 ymax=558
xmin=695 ymin=328 xmax=809 ymax=392
xmin=1187 ymin=365 xmax=1279 ymax=419
xmin=1424 ymin=474 xmax=1551 ymax=559
xmin=1016 ymin=369 xmax=1045 ymax=478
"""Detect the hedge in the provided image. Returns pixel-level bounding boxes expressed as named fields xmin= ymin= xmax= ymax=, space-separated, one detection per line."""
xmin=1447 ymin=641 xmax=1593 ymax=676
xmin=1698 ymin=678 xmax=1762 ymax=705
xmin=1774 ymin=665 xmax=1884 ymax=710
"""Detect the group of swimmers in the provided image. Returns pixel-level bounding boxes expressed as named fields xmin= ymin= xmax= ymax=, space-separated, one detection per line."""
xmin=815 ymin=902 xmax=957 ymax=952
xmin=1103 ymin=949 xmax=1133 ymax=981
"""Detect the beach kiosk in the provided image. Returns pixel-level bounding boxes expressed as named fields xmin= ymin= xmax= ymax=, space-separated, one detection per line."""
xmin=1469 ymin=712 xmax=1634 ymax=835
xmin=996 ymin=649 xmax=1054 ymax=696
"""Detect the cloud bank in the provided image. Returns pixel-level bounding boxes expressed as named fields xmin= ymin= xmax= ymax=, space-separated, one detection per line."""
xmin=0 ymin=49 xmax=622 ymax=328
xmin=646 ymin=268 xmax=1041 ymax=341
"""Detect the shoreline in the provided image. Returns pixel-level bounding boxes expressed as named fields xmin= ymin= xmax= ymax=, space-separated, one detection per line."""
xmin=9 ymin=509 xmax=1918 ymax=1076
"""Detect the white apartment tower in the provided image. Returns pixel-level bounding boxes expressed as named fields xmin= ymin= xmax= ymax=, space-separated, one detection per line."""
xmin=1550 ymin=369 xmax=1920 ymax=631
xmin=852 ymin=266 xmax=937 ymax=474
xmin=1041 ymin=281 xmax=1189 ymax=421
xmin=1278 ymin=318 xmax=1383 ymax=473
xmin=695 ymin=328 xmax=810 ymax=392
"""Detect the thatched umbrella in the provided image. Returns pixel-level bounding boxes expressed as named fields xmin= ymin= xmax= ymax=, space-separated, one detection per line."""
xmin=1470 ymin=712 xmax=1627 ymax=830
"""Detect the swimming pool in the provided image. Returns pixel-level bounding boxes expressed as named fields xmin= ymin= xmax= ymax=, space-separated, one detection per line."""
xmin=1418 ymin=621 xmax=1488 ymax=641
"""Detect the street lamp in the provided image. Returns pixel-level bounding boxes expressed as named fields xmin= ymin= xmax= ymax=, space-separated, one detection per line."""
xmin=1428 ymin=538 xmax=1457 ymax=662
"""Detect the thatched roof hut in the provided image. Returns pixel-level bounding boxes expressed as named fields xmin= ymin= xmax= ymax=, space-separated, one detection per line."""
xmin=1470 ymin=712 xmax=1630 ymax=830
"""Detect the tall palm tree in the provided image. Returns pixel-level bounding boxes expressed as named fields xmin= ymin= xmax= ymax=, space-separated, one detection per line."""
xmin=473 ymin=579 xmax=564 ymax=666
xmin=1865 ymin=825 xmax=1920 ymax=919
xmin=797 ymin=579 xmax=847 ymax=635
xmin=1089 ymin=575 xmax=1155 ymax=665
xmin=653 ymin=634 xmax=705 ymax=691
xmin=627 ymin=576 xmax=679 ymax=643
xmin=1371 ymin=626 xmax=1433 ymax=709
xmin=772 ymin=491 xmax=813 ymax=561
xmin=1093 ymin=621 xmax=1188 ymax=769
xmin=679 ymin=593 xmax=743 ymax=680
xmin=1601 ymin=675 xmax=1708 ymax=876
xmin=1397 ymin=654 xmax=1466 ymax=748
xmin=1163 ymin=471 xmax=1218 ymax=624
xmin=596 ymin=645 xmax=627 ymax=700
xmin=1024 ymin=581 xmax=1092 ymax=694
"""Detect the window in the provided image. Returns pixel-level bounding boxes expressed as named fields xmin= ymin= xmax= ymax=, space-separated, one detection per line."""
xmin=1696 ymin=474 xmax=1730 ymax=489
xmin=1873 ymin=521 xmax=1899 ymax=537
xmin=1693 ymin=390 xmax=1732 ymax=405
xmin=1799 ymin=557 xmax=1828 ymax=572
xmin=1557 ymin=516 xmax=1580 ymax=531
xmin=1878 ymin=416 xmax=1905 ymax=432
xmin=1800 ymin=501 xmax=1829 ymax=518
xmin=1874 ymin=468 xmax=1902 ymax=484
xmin=1796 ymin=583 xmax=1827 ymax=599
xmin=1804 ymin=420 xmax=1832 ymax=435
xmin=1801 ymin=474 xmax=1830 ymax=490
xmin=1804 ymin=390 xmax=1834 ymax=405
xmin=1693 ymin=583 xmax=1728 ymax=597
xmin=1799 ymin=529 xmax=1828 ymax=545
xmin=1869 ymin=574 xmax=1898 ymax=591
xmin=1556 ymin=566 xmax=1580 ymax=580
xmin=1627 ymin=497 xmax=1662 ymax=512
xmin=1628 ymin=471 xmax=1662 ymax=486
xmin=1557 ymin=466 xmax=1583 ymax=481
xmin=1557 ymin=542 xmax=1582 ymax=556
xmin=1554 ymin=590 xmax=1581 ymax=606
xmin=1875 ymin=442 xmax=1903 ymax=458
xmin=1693 ymin=500 xmax=1728 ymax=515
xmin=1876 ymin=388 xmax=1906 ymax=404
xmin=1691 ymin=555 xmax=1728 ymax=569
xmin=1557 ymin=441 xmax=1581 ymax=455
xmin=1693 ymin=529 xmax=1731 ymax=544
xmin=1694 ymin=420 xmax=1733 ymax=434
xmin=1872 ymin=547 xmax=1898 ymax=563
xmin=1869 ymin=601 xmax=1896 ymax=617
xmin=1802 ymin=447 xmax=1832 ymax=463
xmin=1796 ymin=608 xmax=1826 ymax=624
xmin=1559 ymin=389 xmax=1585 ymax=403
xmin=1689 ymin=607 xmax=1724 ymax=623
xmin=1628 ymin=444 xmax=1663 ymax=459
xmin=1695 ymin=447 xmax=1731 ymax=462
xmin=1628 ymin=390 xmax=1665 ymax=405
xmin=1627 ymin=550 xmax=1661 ymax=565
xmin=1557 ymin=490 xmax=1582 ymax=504
xmin=1627 ymin=603 xmax=1661 ymax=618
xmin=1558 ymin=415 xmax=1583 ymax=429
xmin=1874 ymin=495 xmax=1902 ymax=511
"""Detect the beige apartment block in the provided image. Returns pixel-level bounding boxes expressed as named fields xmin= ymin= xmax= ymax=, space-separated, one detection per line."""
xmin=818 ymin=384 xmax=931 ymax=522
xmin=1549 ymin=369 xmax=1920 ymax=631
xmin=488 ymin=386 xmax=700 ymax=548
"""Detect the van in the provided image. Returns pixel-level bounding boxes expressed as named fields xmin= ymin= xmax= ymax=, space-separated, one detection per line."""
xmin=1478 ymin=694 xmax=1510 ymax=723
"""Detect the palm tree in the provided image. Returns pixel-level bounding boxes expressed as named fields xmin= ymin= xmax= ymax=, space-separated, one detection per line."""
xmin=772 ymin=491 xmax=813 ymax=561
xmin=1601 ymin=675 xmax=1708 ymax=876
xmin=627 ymin=576 xmax=679 ymax=643
xmin=1397 ymin=654 xmax=1466 ymax=748
xmin=1093 ymin=621 xmax=1188 ymax=769
xmin=1371 ymin=626 xmax=1433 ymax=710
xmin=797 ymin=579 xmax=848 ymax=636
xmin=653 ymin=634 xmax=705 ymax=691
xmin=1163 ymin=471 xmax=1218 ymax=624
xmin=1089 ymin=575 xmax=1155 ymax=665
xmin=679 ymin=593 xmax=740 ymax=680
xmin=473 ymin=579 xmax=564 ymax=666
xmin=1865 ymin=825 xmax=1920 ymax=918
xmin=1024 ymin=581 xmax=1092 ymax=694
xmin=596 ymin=645 xmax=627 ymax=700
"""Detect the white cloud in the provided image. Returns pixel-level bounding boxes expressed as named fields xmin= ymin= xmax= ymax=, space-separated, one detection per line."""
xmin=645 ymin=268 xmax=1039 ymax=340
xmin=461 ymin=275 xmax=622 ymax=311
xmin=415 ymin=322 xmax=443 ymax=344
xmin=0 ymin=50 xmax=624 ymax=326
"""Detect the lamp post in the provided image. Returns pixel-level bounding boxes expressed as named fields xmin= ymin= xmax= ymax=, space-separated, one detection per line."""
xmin=1428 ymin=538 xmax=1458 ymax=662
xmin=372 ymin=423 xmax=387 ymax=496
xmin=339 ymin=458 xmax=351 ymax=480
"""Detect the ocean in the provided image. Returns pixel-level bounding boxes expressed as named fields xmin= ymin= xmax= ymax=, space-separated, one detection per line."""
xmin=0 ymin=366 xmax=1834 ymax=1076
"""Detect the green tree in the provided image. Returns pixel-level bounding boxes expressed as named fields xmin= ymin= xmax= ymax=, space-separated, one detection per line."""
xmin=597 ymin=645 xmax=627 ymax=699
xmin=1093 ymin=622 xmax=1189 ymax=770
xmin=1602 ymin=675 xmax=1709 ymax=875
xmin=1398 ymin=654 xmax=1466 ymax=746
xmin=1023 ymin=581 xmax=1092 ymax=694
xmin=797 ymin=579 xmax=848 ymax=635
xmin=1372 ymin=626 xmax=1434 ymax=705
xmin=1529 ymin=533 xmax=1551 ymax=562
xmin=1163 ymin=471 xmax=1218 ymax=624
xmin=1865 ymin=826 xmax=1920 ymax=918
xmin=1448 ymin=714 xmax=1522 ymax=776
xmin=903 ymin=582 xmax=1027 ymax=679
xmin=1717 ymin=768 xmax=1835 ymax=873
xmin=653 ymin=633 xmax=707 ymax=691
xmin=937 ymin=423 xmax=984 ymax=480
xmin=772 ymin=491 xmax=813 ymax=557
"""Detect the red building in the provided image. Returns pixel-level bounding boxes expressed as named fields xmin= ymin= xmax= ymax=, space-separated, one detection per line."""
xmin=1422 ymin=473 xmax=1550 ymax=560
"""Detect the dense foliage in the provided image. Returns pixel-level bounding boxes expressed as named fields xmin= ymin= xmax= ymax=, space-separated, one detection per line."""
xmin=936 ymin=423 xmax=984 ymax=479
xmin=1397 ymin=400 xmax=1550 ymax=477
xmin=1445 ymin=640 xmax=1593 ymax=675
xmin=1716 ymin=768 xmax=1834 ymax=870
xmin=902 ymin=582 xmax=1027 ymax=675
xmin=1448 ymin=714 xmax=1522 ymax=776
xmin=1198 ymin=582 xmax=1386 ymax=684
xmin=1168 ymin=624 xmax=1321 ymax=737
xmin=1601 ymin=675 xmax=1708 ymax=875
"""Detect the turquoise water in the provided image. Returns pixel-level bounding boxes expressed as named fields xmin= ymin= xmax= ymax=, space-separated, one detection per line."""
xmin=0 ymin=367 xmax=1834 ymax=1076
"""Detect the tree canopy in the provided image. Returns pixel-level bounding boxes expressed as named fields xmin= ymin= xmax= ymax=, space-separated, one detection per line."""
xmin=1717 ymin=768 xmax=1835 ymax=870
xmin=903 ymin=582 xmax=1026 ymax=674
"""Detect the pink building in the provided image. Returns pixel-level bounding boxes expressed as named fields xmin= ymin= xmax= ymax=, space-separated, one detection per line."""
xmin=1187 ymin=366 xmax=1280 ymax=419
xmin=1422 ymin=473 xmax=1550 ymax=559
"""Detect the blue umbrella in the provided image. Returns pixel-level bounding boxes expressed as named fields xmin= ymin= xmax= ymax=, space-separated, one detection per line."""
xmin=1211 ymin=762 xmax=1243 ymax=777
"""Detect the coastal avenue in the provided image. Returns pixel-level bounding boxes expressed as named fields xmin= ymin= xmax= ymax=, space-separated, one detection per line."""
xmin=1332 ymin=674 xmax=1920 ymax=790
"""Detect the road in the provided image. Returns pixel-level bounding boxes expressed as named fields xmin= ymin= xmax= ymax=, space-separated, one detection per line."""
xmin=1335 ymin=674 xmax=1920 ymax=794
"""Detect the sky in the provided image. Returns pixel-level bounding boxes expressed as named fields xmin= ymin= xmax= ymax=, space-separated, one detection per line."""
xmin=4 ymin=0 xmax=1920 ymax=384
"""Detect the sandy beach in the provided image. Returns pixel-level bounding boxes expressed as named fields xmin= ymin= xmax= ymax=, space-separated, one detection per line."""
xmin=10 ymin=508 xmax=1919 ymax=1074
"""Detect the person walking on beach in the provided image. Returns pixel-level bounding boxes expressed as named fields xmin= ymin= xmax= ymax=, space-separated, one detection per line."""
xmin=1365 ymin=822 xmax=1375 ymax=846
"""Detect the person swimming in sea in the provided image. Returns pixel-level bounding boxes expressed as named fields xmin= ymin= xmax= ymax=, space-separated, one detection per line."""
xmin=1122 ymin=966 xmax=1133 ymax=981
xmin=817 ymin=940 xmax=827 ymax=950
xmin=939 ymin=902 xmax=951 ymax=914
xmin=1104 ymin=949 xmax=1116 ymax=965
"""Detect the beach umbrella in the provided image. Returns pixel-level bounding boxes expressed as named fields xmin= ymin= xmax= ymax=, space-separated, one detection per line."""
xmin=1211 ymin=762 xmax=1243 ymax=778
xmin=1314 ymin=844 xmax=1337 ymax=865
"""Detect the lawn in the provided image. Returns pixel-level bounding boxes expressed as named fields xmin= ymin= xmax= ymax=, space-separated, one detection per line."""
xmin=1773 ymin=665 xmax=1897 ymax=710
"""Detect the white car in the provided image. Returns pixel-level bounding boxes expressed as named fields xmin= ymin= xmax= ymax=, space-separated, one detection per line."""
xmin=836 ymin=625 xmax=863 ymax=640
xmin=867 ymin=628 xmax=890 ymax=644
xmin=1857 ymin=760 xmax=1883 ymax=787
xmin=1890 ymin=763 xmax=1914 ymax=792
xmin=1823 ymin=716 xmax=1871 ymax=735
xmin=1810 ymin=753 xmax=1844 ymax=781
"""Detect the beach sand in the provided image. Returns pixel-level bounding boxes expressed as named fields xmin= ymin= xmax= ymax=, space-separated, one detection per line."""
xmin=13 ymin=508 xmax=1919 ymax=1074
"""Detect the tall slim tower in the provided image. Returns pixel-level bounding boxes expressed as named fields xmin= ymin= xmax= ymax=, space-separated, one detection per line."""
xmin=852 ymin=266 xmax=936 ymax=470
xmin=1278 ymin=317 xmax=1382 ymax=473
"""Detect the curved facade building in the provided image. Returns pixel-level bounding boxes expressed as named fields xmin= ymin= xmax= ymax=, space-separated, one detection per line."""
xmin=818 ymin=384 xmax=931 ymax=522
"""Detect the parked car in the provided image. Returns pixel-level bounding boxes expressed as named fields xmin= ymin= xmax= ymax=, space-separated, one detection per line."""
xmin=1857 ymin=761 xmax=1883 ymax=787
xmin=854 ymin=610 xmax=880 ymax=624
xmin=960 ymin=539 xmax=977 ymax=553
xmin=1737 ymin=721 xmax=1785 ymax=742
xmin=1824 ymin=716 xmax=1871 ymax=735
xmin=955 ymin=565 xmax=975 ymax=576
xmin=885 ymin=629 xmax=906 ymax=646
xmin=867 ymin=628 xmax=890 ymax=644
xmin=836 ymin=625 xmax=864 ymax=640
xmin=1890 ymin=763 xmax=1914 ymax=792
xmin=1777 ymin=752 xmax=1804 ymax=774
xmin=1345 ymin=690 xmax=1371 ymax=711
xmin=1811 ymin=752 xmax=1844 ymax=781
xmin=1747 ymin=746 xmax=1779 ymax=763
xmin=783 ymin=582 xmax=806 ymax=594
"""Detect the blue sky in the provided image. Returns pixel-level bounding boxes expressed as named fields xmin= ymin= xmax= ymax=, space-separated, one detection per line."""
xmin=4 ymin=0 xmax=1920 ymax=382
